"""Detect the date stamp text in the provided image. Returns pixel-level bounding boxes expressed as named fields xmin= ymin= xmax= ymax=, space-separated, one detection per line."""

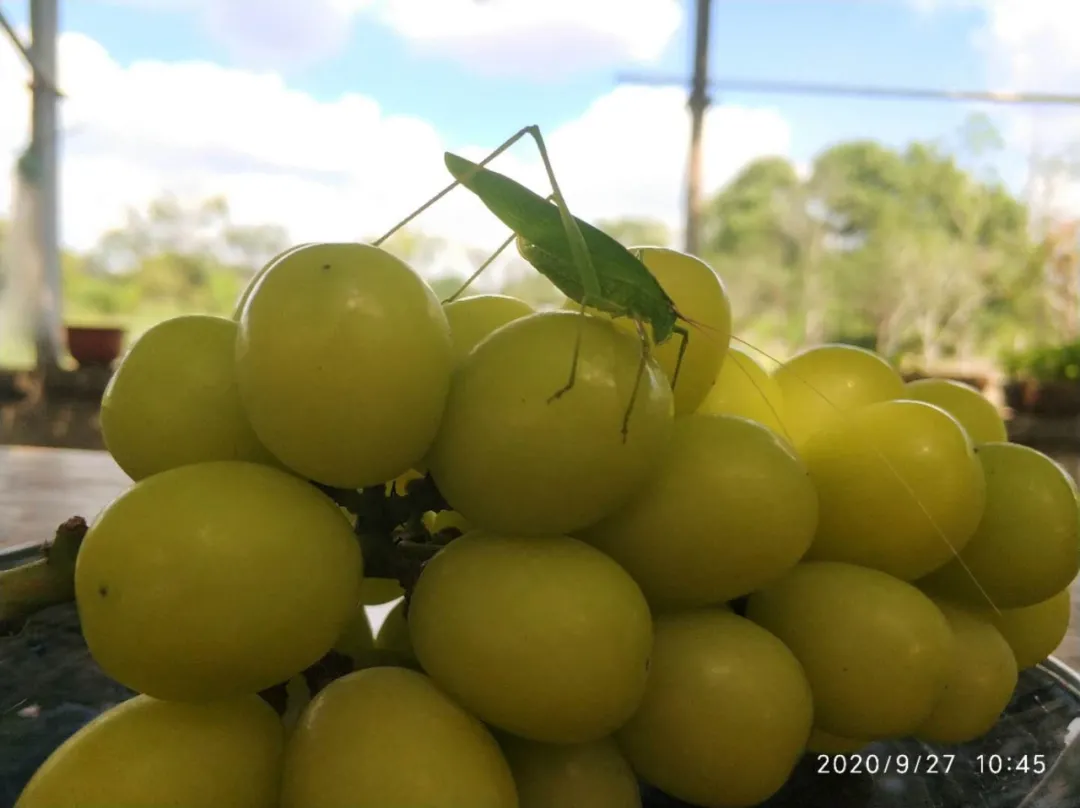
xmin=816 ymin=753 xmax=956 ymax=776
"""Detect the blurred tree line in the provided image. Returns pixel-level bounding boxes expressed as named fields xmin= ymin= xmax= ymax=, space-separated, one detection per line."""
xmin=0 ymin=115 xmax=1076 ymax=373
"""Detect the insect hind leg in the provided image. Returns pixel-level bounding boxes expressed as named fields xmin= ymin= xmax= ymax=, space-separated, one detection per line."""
xmin=443 ymin=194 xmax=556 ymax=305
xmin=373 ymin=126 xmax=534 ymax=246
xmin=670 ymin=324 xmax=690 ymax=391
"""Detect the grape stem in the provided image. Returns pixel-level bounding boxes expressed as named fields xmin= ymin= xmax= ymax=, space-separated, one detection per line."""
xmin=0 ymin=516 xmax=88 ymax=630
xmin=316 ymin=473 xmax=452 ymax=596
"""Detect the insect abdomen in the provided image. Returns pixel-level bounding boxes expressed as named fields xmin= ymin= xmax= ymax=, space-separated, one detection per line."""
xmin=516 ymin=237 xmax=678 ymax=342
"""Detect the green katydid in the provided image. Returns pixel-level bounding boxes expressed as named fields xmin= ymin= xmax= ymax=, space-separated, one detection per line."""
xmin=375 ymin=125 xmax=696 ymax=441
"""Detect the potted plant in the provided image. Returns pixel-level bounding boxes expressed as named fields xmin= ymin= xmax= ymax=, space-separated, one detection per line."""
xmin=63 ymin=325 xmax=126 ymax=370
xmin=1002 ymin=341 xmax=1080 ymax=416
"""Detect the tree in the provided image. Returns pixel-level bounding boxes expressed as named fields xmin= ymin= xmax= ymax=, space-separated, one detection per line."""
xmin=72 ymin=194 xmax=280 ymax=321
xmin=699 ymin=116 xmax=1035 ymax=365
xmin=700 ymin=156 xmax=828 ymax=346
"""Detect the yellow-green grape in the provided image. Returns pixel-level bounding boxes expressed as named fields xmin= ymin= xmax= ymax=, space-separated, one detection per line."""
xmin=801 ymin=400 xmax=985 ymax=580
xmin=772 ymin=344 xmax=905 ymax=452
xmin=904 ymin=378 xmax=1007 ymax=444
xmin=747 ymin=561 xmax=953 ymax=739
xmin=918 ymin=443 xmax=1080 ymax=609
xmin=989 ymin=588 xmax=1072 ymax=670
xmin=915 ymin=600 xmax=1018 ymax=745
xmin=696 ymin=347 xmax=790 ymax=442
xmin=443 ymin=294 xmax=535 ymax=365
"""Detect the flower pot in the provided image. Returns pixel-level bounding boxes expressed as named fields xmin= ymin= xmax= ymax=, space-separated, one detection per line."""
xmin=1005 ymin=379 xmax=1080 ymax=417
xmin=64 ymin=327 xmax=125 ymax=369
xmin=1004 ymin=380 xmax=1027 ymax=412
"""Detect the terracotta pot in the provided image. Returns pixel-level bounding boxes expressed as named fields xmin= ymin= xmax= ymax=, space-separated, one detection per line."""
xmin=1005 ymin=379 xmax=1080 ymax=417
xmin=1003 ymin=380 xmax=1027 ymax=412
xmin=64 ymin=326 xmax=125 ymax=368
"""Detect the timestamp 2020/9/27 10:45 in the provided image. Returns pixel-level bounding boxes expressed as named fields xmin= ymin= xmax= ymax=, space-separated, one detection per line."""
xmin=816 ymin=753 xmax=1047 ymax=776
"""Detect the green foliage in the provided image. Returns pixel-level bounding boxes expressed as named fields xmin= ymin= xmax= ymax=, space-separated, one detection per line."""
xmin=16 ymin=194 xmax=287 ymax=339
xmin=1002 ymin=342 xmax=1080 ymax=382
xmin=700 ymin=114 xmax=1041 ymax=365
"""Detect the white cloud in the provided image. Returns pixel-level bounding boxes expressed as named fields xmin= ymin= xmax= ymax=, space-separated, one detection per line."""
xmin=0 ymin=30 xmax=790 ymax=279
xmin=377 ymin=0 xmax=683 ymax=78
xmin=87 ymin=0 xmax=682 ymax=77
xmin=910 ymin=0 xmax=1080 ymax=219
xmin=963 ymin=0 xmax=1080 ymax=219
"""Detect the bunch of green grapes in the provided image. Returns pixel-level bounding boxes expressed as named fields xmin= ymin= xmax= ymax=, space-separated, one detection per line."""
xmin=15 ymin=241 xmax=1077 ymax=808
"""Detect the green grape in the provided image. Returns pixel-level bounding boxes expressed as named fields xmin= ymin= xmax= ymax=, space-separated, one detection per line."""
xmin=989 ymin=588 xmax=1072 ymax=670
xmin=915 ymin=600 xmax=1018 ymax=745
xmin=747 ymin=561 xmax=953 ymax=739
xmin=772 ymin=344 xmax=904 ymax=451
xmin=801 ymin=400 xmax=986 ymax=580
xmin=918 ymin=443 xmax=1080 ymax=609
xmin=696 ymin=346 xmax=790 ymax=442
xmin=904 ymin=378 xmax=1007 ymax=444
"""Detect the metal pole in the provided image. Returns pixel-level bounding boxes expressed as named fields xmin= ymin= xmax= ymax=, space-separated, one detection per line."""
xmin=620 ymin=73 xmax=1080 ymax=107
xmin=684 ymin=0 xmax=712 ymax=256
xmin=30 ymin=0 xmax=62 ymax=371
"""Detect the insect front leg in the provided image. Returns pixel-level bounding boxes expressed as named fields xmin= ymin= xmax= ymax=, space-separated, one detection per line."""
xmin=620 ymin=319 xmax=653 ymax=443
xmin=442 ymin=232 xmax=517 ymax=304
xmin=670 ymin=324 xmax=691 ymax=391
xmin=548 ymin=299 xmax=590 ymax=403
xmin=374 ymin=126 xmax=536 ymax=246
xmin=443 ymin=193 xmax=557 ymax=305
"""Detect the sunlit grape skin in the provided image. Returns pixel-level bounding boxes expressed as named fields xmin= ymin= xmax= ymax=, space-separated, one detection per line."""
xmin=801 ymin=400 xmax=986 ymax=581
xmin=616 ymin=609 xmax=813 ymax=808
xmin=14 ymin=695 xmax=284 ymax=808
xmin=918 ymin=442 xmax=1080 ymax=609
xmin=696 ymin=346 xmax=790 ymax=442
xmin=904 ymin=378 xmax=1008 ymax=445
xmin=747 ymin=561 xmax=953 ymax=739
xmin=236 ymin=242 xmax=454 ymax=489
xmin=579 ymin=413 xmax=818 ymax=609
xmin=74 ymin=461 xmax=362 ymax=702
xmin=425 ymin=311 xmax=673 ymax=537
xmin=443 ymin=294 xmax=535 ymax=365
xmin=408 ymin=532 xmax=653 ymax=744
xmin=773 ymin=344 xmax=905 ymax=452
xmin=100 ymin=315 xmax=278 ymax=482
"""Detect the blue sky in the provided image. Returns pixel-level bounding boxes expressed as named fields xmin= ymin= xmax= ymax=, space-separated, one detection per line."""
xmin=12 ymin=0 xmax=997 ymax=158
xmin=0 ymin=0 xmax=1074 ymax=252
